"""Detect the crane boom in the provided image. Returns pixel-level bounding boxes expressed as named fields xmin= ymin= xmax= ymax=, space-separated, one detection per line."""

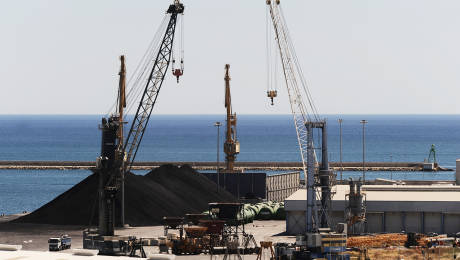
xmin=123 ymin=1 xmax=184 ymax=171
xmin=95 ymin=0 xmax=184 ymax=238
xmin=266 ymin=0 xmax=333 ymax=233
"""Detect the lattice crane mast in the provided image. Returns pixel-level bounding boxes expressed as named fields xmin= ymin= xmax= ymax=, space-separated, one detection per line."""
xmin=96 ymin=0 xmax=184 ymax=237
xmin=266 ymin=0 xmax=334 ymax=234
xmin=223 ymin=64 xmax=240 ymax=172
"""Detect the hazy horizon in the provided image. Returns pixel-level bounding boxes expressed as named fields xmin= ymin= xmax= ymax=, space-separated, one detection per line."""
xmin=2 ymin=0 xmax=460 ymax=115
xmin=0 ymin=114 xmax=459 ymax=116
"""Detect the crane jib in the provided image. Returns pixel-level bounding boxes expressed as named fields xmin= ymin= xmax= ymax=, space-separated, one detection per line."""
xmin=123 ymin=2 xmax=184 ymax=172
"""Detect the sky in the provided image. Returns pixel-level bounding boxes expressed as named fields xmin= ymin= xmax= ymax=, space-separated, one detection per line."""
xmin=1 ymin=0 xmax=460 ymax=115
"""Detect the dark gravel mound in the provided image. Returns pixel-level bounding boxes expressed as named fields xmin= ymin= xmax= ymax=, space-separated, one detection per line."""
xmin=14 ymin=170 xmax=99 ymax=226
xmin=14 ymin=164 xmax=235 ymax=226
xmin=145 ymin=164 xmax=234 ymax=211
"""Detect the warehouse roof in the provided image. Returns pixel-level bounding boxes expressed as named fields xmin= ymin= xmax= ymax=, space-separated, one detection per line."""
xmin=287 ymin=185 xmax=460 ymax=202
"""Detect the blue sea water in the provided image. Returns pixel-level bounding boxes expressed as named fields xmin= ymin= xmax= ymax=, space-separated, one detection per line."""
xmin=0 ymin=114 xmax=459 ymax=214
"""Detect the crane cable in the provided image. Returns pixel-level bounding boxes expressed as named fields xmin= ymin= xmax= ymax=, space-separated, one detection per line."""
xmin=265 ymin=6 xmax=272 ymax=93
xmin=172 ymin=14 xmax=184 ymax=74
xmin=267 ymin=1 xmax=320 ymax=165
xmin=271 ymin=3 xmax=319 ymax=122
xmin=105 ymin=15 xmax=169 ymax=117
xmin=266 ymin=5 xmax=280 ymax=106
xmin=278 ymin=5 xmax=320 ymax=121
xmin=124 ymin=15 xmax=169 ymax=115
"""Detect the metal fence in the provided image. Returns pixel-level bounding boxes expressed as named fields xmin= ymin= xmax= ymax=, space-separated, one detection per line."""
xmin=266 ymin=172 xmax=300 ymax=202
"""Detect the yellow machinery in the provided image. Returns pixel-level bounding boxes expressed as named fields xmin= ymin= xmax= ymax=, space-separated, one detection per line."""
xmin=223 ymin=64 xmax=240 ymax=172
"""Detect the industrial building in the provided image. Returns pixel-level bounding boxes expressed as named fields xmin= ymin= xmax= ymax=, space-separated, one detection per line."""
xmin=285 ymin=184 xmax=460 ymax=235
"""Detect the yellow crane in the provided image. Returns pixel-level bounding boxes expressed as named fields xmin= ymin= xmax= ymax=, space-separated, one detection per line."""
xmin=223 ymin=64 xmax=240 ymax=172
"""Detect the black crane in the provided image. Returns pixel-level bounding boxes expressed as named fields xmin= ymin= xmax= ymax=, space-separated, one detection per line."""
xmin=91 ymin=1 xmax=184 ymax=253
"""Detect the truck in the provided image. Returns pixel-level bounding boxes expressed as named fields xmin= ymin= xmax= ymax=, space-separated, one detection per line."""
xmin=48 ymin=235 xmax=71 ymax=251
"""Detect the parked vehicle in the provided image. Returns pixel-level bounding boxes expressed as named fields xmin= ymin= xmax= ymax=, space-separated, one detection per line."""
xmin=48 ymin=235 xmax=71 ymax=251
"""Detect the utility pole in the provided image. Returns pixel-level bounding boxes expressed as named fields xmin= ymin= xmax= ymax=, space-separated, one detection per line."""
xmin=360 ymin=120 xmax=368 ymax=182
xmin=338 ymin=118 xmax=343 ymax=182
xmin=214 ymin=122 xmax=222 ymax=193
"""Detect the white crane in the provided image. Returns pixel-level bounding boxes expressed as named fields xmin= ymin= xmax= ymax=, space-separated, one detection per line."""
xmin=266 ymin=0 xmax=333 ymax=233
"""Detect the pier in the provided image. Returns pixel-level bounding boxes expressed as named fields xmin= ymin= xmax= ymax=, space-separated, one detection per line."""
xmin=0 ymin=161 xmax=451 ymax=171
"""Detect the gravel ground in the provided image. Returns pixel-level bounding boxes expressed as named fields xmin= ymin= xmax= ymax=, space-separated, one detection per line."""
xmin=0 ymin=216 xmax=294 ymax=259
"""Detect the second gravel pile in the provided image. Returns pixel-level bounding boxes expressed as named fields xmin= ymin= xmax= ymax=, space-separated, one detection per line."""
xmin=14 ymin=164 xmax=235 ymax=226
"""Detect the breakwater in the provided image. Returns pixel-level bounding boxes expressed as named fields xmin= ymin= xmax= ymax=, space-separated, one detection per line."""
xmin=0 ymin=161 xmax=452 ymax=171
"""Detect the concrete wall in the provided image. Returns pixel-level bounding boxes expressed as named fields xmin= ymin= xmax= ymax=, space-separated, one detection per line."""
xmin=456 ymin=159 xmax=460 ymax=185
xmin=285 ymin=211 xmax=460 ymax=235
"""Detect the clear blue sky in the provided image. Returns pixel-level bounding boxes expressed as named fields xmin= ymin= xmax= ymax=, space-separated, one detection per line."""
xmin=1 ymin=0 xmax=459 ymax=114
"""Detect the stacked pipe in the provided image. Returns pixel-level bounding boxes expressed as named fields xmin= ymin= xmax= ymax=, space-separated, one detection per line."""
xmin=203 ymin=202 xmax=285 ymax=224
xmin=242 ymin=202 xmax=286 ymax=223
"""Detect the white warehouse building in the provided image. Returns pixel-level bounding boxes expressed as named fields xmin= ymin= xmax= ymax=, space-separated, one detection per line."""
xmin=284 ymin=184 xmax=460 ymax=235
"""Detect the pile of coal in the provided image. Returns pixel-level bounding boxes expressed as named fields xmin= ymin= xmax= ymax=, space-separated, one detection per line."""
xmin=14 ymin=164 xmax=235 ymax=226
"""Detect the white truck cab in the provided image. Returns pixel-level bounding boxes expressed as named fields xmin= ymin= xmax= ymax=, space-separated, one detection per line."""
xmin=48 ymin=235 xmax=71 ymax=251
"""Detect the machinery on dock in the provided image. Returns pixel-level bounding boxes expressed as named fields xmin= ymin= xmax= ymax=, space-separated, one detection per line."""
xmin=207 ymin=203 xmax=258 ymax=256
xmin=423 ymin=144 xmax=438 ymax=171
xmin=84 ymin=0 xmax=185 ymax=255
xmin=223 ymin=64 xmax=240 ymax=173
xmin=165 ymin=203 xmax=258 ymax=256
xmin=345 ymin=178 xmax=366 ymax=235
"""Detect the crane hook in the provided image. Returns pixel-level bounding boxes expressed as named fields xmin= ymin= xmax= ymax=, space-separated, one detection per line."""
xmin=172 ymin=59 xmax=184 ymax=83
xmin=267 ymin=90 xmax=277 ymax=106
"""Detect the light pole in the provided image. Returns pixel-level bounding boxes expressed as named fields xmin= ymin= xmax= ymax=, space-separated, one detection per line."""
xmin=360 ymin=120 xmax=368 ymax=182
xmin=338 ymin=118 xmax=343 ymax=182
xmin=214 ymin=122 xmax=221 ymax=193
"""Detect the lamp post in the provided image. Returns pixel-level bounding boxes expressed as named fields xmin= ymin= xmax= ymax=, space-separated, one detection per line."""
xmin=214 ymin=122 xmax=222 ymax=193
xmin=338 ymin=118 xmax=343 ymax=182
xmin=360 ymin=120 xmax=368 ymax=182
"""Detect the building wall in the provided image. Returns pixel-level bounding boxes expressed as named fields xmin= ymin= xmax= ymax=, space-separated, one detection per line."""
xmin=405 ymin=212 xmax=421 ymax=233
xmin=385 ymin=212 xmax=402 ymax=233
xmin=445 ymin=213 xmax=460 ymax=233
xmin=367 ymin=213 xmax=383 ymax=233
xmin=286 ymin=210 xmax=460 ymax=235
xmin=456 ymin=159 xmax=460 ymax=185
xmin=425 ymin=212 xmax=442 ymax=234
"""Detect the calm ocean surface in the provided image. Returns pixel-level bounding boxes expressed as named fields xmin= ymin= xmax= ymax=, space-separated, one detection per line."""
xmin=0 ymin=114 xmax=459 ymax=214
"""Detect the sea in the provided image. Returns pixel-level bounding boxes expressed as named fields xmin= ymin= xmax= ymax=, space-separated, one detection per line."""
xmin=0 ymin=114 xmax=459 ymax=214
